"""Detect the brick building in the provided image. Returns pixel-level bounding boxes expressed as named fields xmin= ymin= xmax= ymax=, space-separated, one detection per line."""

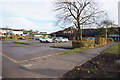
xmin=50 ymin=27 xmax=119 ymax=40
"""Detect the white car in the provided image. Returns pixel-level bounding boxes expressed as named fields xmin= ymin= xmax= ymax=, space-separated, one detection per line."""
xmin=55 ymin=37 xmax=69 ymax=42
xmin=64 ymin=38 xmax=69 ymax=42
xmin=39 ymin=37 xmax=53 ymax=43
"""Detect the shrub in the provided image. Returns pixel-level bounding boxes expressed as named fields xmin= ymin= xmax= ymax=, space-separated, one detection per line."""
xmin=0 ymin=36 xmax=5 ymax=40
xmin=12 ymin=36 xmax=19 ymax=39
xmin=108 ymin=38 xmax=114 ymax=43
xmin=89 ymin=39 xmax=95 ymax=48
xmin=0 ymin=36 xmax=12 ymax=40
xmin=72 ymin=39 xmax=95 ymax=48
xmin=72 ymin=40 xmax=86 ymax=48
xmin=8 ymin=36 xmax=12 ymax=39
xmin=95 ymin=37 xmax=107 ymax=46
xmin=24 ymin=36 xmax=30 ymax=39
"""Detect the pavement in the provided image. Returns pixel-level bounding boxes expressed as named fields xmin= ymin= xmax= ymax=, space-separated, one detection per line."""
xmin=2 ymin=41 xmax=116 ymax=78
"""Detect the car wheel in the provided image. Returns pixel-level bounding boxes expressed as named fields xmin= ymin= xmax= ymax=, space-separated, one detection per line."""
xmin=40 ymin=40 xmax=42 ymax=43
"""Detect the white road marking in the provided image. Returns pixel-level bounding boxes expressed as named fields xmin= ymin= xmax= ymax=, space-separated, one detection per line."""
xmin=0 ymin=51 xmax=61 ymax=69
xmin=0 ymin=53 xmax=35 ymax=69
xmin=22 ymin=64 xmax=34 ymax=68
xmin=0 ymin=53 xmax=19 ymax=63
xmin=19 ymin=52 xmax=60 ymax=63
xmin=0 ymin=76 xmax=2 ymax=80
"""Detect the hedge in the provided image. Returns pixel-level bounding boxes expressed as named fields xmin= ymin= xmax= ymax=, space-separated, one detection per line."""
xmin=107 ymin=38 xmax=114 ymax=43
xmin=95 ymin=37 xmax=114 ymax=46
xmin=72 ymin=39 xmax=95 ymax=48
xmin=95 ymin=37 xmax=107 ymax=46
xmin=11 ymin=36 xmax=19 ymax=39
xmin=0 ymin=36 xmax=12 ymax=40
xmin=72 ymin=37 xmax=114 ymax=48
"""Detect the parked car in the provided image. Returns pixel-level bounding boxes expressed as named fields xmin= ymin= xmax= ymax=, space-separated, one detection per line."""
xmin=39 ymin=37 xmax=53 ymax=43
xmin=64 ymin=38 xmax=69 ymax=42
xmin=55 ymin=37 xmax=69 ymax=43
xmin=18 ymin=37 xmax=25 ymax=40
xmin=85 ymin=37 xmax=95 ymax=40
xmin=34 ymin=37 xmax=40 ymax=40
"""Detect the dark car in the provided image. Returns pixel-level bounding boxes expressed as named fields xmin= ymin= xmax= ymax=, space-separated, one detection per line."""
xmin=18 ymin=37 xmax=25 ymax=40
xmin=85 ymin=37 xmax=95 ymax=40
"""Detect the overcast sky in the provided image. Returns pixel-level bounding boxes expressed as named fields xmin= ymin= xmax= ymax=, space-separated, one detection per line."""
xmin=0 ymin=0 xmax=119 ymax=33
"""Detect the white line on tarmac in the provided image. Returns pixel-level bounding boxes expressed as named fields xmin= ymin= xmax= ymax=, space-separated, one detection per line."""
xmin=0 ymin=53 xmax=34 ymax=69
xmin=19 ymin=52 xmax=60 ymax=63
xmin=0 ymin=53 xmax=19 ymax=63
xmin=0 ymin=51 xmax=60 ymax=64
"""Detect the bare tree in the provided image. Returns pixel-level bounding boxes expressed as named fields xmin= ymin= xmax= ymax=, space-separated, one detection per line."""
xmin=101 ymin=20 xmax=114 ymax=38
xmin=54 ymin=0 xmax=105 ymax=41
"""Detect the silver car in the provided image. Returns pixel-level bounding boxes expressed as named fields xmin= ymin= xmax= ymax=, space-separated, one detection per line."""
xmin=39 ymin=37 xmax=53 ymax=43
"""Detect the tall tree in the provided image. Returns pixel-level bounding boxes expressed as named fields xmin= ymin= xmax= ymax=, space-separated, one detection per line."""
xmin=101 ymin=20 xmax=114 ymax=38
xmin=54 ymin=0 xmax=105 ymax=41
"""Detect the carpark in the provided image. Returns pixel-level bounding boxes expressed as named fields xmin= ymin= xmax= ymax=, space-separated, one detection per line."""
xmin=1 ymin=40 xmax=72 ymax=62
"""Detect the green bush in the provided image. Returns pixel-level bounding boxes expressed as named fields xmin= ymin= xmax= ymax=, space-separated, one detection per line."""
xmin=72 ymin=40 xmax=87 ymax=48
xmin=95 ymin=37 xmax=114 ymax=46
xmin=83 ymin=39 xmax=95 ymax=48
xmin=108 ymin=38 xmax=114 ymax=43
xmin=23 ymin=36 xmax=30 ymax=39
xmin=72 ymin=39 xmax=95 ymax=48
xmin=0 ymin=36 xmax=5 ymax=40
xmin=8 ymin=36 xmax=12 ymax=39
xmin=0 ymin=36 xmax=12 ymax=40
xmin=12 ymin=36 xmax=19 ymax=39
xmin=95 ymin=37 xmax=107 ymax=46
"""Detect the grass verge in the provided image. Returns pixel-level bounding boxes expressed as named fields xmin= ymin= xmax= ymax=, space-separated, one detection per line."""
xmin=101 ymin=42 xmax=120 ymax=54
xmin=59 ymin=48 xmax=87 ymax=55
xmin=50 ymin=45 xmax=74 ymax=49
xmin=14 ymin=41 xmax=34 ymax=45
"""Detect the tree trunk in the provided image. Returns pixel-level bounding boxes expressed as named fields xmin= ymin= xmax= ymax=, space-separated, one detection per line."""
xmin=106 ymin=26 xmax=108 ymax=39
xmin=80 ymin=29 xmax=83 ymax=41
xmin=78 ymin=29 xmax=83 ymax=41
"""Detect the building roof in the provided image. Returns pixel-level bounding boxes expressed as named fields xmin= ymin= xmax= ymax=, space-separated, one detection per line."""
xmin=0 ymin=28 xmax=23 ymax=31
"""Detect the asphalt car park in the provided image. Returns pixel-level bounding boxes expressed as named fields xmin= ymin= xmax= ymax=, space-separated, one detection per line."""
xmin=1 ymin=40 xmax=72 ymax=62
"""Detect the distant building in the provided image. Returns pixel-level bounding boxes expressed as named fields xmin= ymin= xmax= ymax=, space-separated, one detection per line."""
xmin=34 ymin=32 xmax=50 ymax=37
xmin=40 ymin=32 xmax=47 ymax=35
xmin=0 ymin=28 xmax=50 ymax=38
xmin=0 ymin=28 xmax=39 ymax=37
xmin=0 ymin=28 xmax=23 ymax=36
